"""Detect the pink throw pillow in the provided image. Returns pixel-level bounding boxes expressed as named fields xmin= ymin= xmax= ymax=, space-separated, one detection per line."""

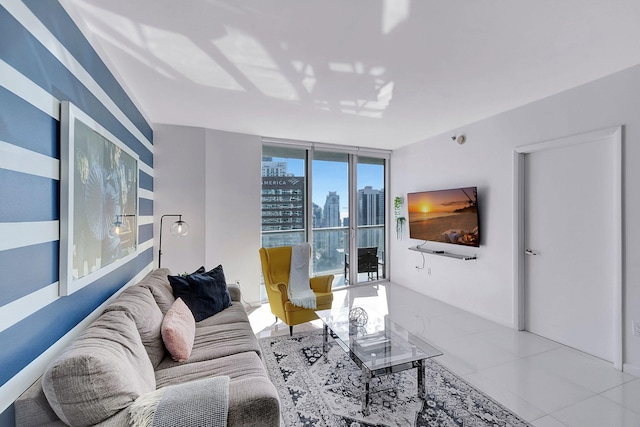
xmin=161 ymin=297 xmax=195 ymax=362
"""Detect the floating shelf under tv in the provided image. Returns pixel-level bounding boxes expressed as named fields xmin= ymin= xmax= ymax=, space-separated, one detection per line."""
xmin=409 ymin=245 xmax=477 ymax=261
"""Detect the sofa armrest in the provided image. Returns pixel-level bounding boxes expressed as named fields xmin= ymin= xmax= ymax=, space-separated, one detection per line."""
xmin=227 ymin=377 xmax=280 ymax=427
xmin=15 ymin=377 xmax=66 ymax=427
xmin=227 ymin=283 xmax=241 ymax=302
xmin=310 ymin=275 xmax=334 ymax=293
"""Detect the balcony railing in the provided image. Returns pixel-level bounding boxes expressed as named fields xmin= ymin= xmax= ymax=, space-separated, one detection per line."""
xmin=261 ymin=224 xmax=385 ymax=288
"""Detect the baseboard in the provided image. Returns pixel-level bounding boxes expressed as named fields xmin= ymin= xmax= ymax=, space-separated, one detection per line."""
xmin=243 ymin=301 xmax=263 ymax=311
xmin=623 ymin=363 xmax=640 ymax=378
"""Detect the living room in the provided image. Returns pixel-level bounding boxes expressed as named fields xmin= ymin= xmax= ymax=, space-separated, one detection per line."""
xmin=2 ymin=1 xmax=640 ymax=426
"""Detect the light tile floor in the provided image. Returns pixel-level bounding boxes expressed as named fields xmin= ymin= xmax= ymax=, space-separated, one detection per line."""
xmin=248 ymin=282 xmax=640 ymax=427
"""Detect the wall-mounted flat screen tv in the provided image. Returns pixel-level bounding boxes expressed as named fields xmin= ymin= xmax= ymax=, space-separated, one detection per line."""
xmin=407 ymin=187 xmax=480 ymax=247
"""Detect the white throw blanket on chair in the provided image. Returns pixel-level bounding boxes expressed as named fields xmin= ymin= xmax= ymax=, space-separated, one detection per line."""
xmin=288 ymin=243 xmax=317 ymax=309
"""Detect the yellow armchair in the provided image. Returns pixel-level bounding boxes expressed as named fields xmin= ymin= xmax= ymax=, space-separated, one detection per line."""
xmin=259 ymin=246 xmax=334 ymax=336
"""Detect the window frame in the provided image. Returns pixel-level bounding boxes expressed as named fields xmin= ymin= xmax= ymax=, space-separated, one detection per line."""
xmin=261 ymin=137 xmax=390 ymax=288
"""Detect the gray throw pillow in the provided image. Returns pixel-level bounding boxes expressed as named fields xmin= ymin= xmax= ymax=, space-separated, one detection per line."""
xmin=42 ymin=310 xmax=156 ymax=426
xmin=105 ymin=285 xmax=165 ymax=367
xmin=139 ymin=268 xmax=176 ymax=315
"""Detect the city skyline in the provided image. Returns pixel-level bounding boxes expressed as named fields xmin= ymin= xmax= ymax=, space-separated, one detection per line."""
xmin=264 ymin=156 xmax=384 ymax=220
xmin=261 ymin=155 xmax=386 ymax=278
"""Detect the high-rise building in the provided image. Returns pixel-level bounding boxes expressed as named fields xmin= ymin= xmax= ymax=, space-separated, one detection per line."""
xmin=261 ymin=156 xmax=290 ymax=177
xmin=358 ymin=186 xmax=384 ymax=225
xmin=312 ymin=203 xmax=323 ymax=228
xmin=317 ymin=191 xmax=341 ymax=262
xmin=261 ymin=157 xmax=305 ymax=247
xmin=323 ymin=191 xmax=340 ymax=227
xmin=358 ymin=186 xmax=385 ymax=248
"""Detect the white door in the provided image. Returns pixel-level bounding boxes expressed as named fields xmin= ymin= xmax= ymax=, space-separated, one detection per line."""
xmin=524 ymin=134 xmax=618 ymax=362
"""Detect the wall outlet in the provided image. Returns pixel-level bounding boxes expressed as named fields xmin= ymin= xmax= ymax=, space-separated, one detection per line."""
xmin=633 ymin=321 xmax=640 ymax=337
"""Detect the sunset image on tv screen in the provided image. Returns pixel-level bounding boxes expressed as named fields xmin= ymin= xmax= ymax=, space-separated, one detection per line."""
xmin=407 ymin=187 xmax=479 ymax=247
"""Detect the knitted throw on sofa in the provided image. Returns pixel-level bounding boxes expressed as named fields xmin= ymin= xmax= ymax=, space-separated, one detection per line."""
xmin=287 ymin=243 xmax=317 ymax=309
xmin=129 ymin=376 xmax=229 ymax=427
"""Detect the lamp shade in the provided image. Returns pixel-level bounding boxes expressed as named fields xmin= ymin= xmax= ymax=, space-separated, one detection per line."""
xmin=170 ymin=220 xmax=189 ymax=237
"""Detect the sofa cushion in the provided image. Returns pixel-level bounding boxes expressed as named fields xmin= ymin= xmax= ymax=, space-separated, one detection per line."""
xmin=168 ymin=265 xmax=232 ymax=322
xmin=155 ymin=351 xmax=268 ymax=388
xmin=195 ymin=302 xmax=249 ymax=327
xmin=161 ymin=298 xmax=196 ymax=362
xmin=137 ymin=268 xmax=175 ymax=315
xmin=193 ymin=321 xmax=261 ymax=356
xmin=155 ymin=321 xmax=261 ymax=370
xmin=42 ymin=310 xmax=156 ymax=427
xmin=105 ymin=284 xmax=165 ymax=368
xmin=154 ymin=352 xmax=280 ymax=427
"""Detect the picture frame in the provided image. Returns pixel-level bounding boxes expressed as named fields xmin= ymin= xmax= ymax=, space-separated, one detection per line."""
xmin=59 ymin=101 xmax=139 ymax=296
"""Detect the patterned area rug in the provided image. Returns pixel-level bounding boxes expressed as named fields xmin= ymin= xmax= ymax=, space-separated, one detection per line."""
xmin=260 ymin=330 xmax=532 ymax=427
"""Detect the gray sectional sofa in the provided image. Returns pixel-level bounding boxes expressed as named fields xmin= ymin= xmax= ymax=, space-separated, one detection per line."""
xmin=15 ymin=268 xmax=280 ymax=426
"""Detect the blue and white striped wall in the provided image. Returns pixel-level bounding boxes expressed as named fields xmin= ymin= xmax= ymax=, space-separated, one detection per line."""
xmin=0 ymin=1 xmax=155 ymax=422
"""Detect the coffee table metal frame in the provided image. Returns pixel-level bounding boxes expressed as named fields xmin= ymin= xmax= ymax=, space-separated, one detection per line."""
xmin=317 ymin=307 xmax=442 ymax=416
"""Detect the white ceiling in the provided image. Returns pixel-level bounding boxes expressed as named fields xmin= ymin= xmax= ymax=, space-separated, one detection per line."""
xmin=60 ymin=0 xmax=640 ymax=150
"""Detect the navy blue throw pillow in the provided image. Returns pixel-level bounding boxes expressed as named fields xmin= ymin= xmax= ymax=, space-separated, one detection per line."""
xmin=168 ymin=265 xmax=232 ymax=321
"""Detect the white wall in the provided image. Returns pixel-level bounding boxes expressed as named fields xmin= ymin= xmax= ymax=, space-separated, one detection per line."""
xmin=154 ymin=125 xmax=207 ymax=273
xmin=204 ymin=128 xmax=262 ymax=304
xmin=154 ymin=125 xmax=263 ymax=304
xmin=390 ymin=64 xmax=640 ymax=375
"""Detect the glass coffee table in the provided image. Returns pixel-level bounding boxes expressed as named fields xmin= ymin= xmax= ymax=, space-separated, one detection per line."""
xmin=316 ymin=306 xmax=442 ymax=415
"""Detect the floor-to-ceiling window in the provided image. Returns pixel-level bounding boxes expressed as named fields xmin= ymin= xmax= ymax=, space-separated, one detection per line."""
xmin=355 ymin=156 xmax=386 ymax=284
xmin=311 ymin=151 xmax=349 ymax=287
xmin=261 ymin=139 xmax=389 ymax=296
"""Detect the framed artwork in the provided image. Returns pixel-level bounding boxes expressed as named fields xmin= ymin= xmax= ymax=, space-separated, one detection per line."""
xmin=59 ymin=101 xmax=139 ymax=296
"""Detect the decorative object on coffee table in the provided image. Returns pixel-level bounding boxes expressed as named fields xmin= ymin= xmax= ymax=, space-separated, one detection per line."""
xmin=348 ymin=307 xmax=368 ymax=327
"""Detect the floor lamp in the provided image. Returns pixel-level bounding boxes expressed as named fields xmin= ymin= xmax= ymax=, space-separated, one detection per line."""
xmin=158 ymin=214 xmax=189 ymax=268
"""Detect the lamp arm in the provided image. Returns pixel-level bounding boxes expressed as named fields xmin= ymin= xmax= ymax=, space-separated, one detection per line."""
xmin=116 ymin=214 xmax=136 ymax=219
xmin=158 ymin=214 xmax=182 ymax=268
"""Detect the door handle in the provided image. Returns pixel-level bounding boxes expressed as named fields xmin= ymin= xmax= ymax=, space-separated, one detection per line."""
xmin=525 ymin=249 xmax=538 ymax=256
